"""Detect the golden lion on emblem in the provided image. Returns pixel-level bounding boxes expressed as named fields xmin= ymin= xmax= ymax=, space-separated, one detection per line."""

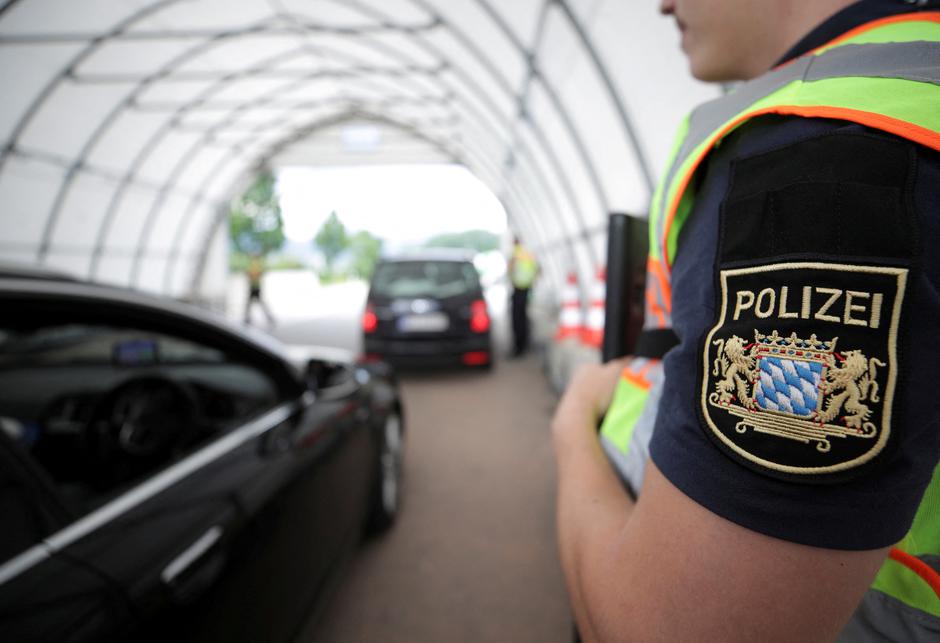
xmin=712 ymin=335 xmax=758 ymax=409
xmin=816 ymin=350 xmax=885 ymax=428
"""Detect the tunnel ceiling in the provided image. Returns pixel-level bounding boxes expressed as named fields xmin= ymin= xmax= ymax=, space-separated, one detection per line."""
xmin=0 ymin=0 xmax=717 ymax=299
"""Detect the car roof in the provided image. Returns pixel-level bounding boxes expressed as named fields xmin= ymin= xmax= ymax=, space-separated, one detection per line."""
xmin=378 ymin=248 xmax=478 ymax=264
xmin=0 ymin=272 xmax=295 ymax=368
xmin=0 ymin=261 xmax=78 ymax=282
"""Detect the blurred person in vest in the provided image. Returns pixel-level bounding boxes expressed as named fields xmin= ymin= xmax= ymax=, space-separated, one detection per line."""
xmin=553 ymin=1 xmax=940 ymax=641
xmin=509 ymin=235 xmax=539 ymax=357
xmin=244 ymin=253 xmax=275 ymax=327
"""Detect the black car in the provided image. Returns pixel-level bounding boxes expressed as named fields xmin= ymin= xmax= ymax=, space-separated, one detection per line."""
xmin=363 ymin=252 xmax=493 ymax=369
xmin=0 ymin=269 xmax=404 ymax=642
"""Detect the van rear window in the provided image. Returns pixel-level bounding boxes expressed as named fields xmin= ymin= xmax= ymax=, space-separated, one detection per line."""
xmin=371 ymin=261 xmax=479 ymax=299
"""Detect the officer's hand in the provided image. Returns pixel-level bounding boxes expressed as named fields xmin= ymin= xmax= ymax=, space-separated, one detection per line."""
xmin=552 ymin=358 xmax=630 ymax=452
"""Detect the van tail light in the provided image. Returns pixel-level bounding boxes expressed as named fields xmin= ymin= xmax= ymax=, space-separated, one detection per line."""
xmin=363 ymin=303 xmax=378 ymax=334
xmin=470 ymin=299 xmax=490 ymax=333
xmin=462 ymin=351 xmax=490 ymax=366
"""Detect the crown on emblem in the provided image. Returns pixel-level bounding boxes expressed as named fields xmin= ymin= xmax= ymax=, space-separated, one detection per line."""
xmin=753 ymin=330 xmax=838 ymax=355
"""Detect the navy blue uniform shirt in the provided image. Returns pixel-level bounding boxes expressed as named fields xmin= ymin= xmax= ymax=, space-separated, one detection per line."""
xmin=648 ymin=1 xmax=940 ymax=550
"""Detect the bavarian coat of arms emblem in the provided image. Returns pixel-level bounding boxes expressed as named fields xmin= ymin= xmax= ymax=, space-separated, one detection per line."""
xmin=699 ymin=262 xmax=907 ymax=479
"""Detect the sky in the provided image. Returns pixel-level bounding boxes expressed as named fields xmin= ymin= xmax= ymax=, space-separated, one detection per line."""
xmin=276 ymin=164 xmax=508 ymax=249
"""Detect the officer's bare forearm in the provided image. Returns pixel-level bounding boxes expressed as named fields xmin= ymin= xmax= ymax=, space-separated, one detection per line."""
xmin=553 ymin=380 xmax=635 ymax=641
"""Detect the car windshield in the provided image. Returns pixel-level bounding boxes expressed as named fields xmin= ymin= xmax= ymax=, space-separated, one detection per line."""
xmin=371 ymin=261 xmax=479 ymax=299
xmin=0 ymin=324 xmax=224 ymax=367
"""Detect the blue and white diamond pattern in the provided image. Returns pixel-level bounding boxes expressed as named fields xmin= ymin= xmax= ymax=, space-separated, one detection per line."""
xmin=754 ymin=357 xmax=824 ymax=417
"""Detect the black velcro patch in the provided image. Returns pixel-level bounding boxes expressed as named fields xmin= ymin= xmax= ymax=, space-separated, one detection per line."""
xmin=700 ymin=132 xmax=916 ymax=481
xmin=720 ymin=132 xmax=915 ymax=263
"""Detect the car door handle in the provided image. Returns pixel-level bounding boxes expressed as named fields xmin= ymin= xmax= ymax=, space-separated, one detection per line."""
xmin=161 ymin=525 xmax=224 ymax=585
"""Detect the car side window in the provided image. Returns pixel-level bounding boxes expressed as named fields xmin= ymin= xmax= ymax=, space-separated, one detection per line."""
xmin=0 ymin=321 xmax=281 ymax=519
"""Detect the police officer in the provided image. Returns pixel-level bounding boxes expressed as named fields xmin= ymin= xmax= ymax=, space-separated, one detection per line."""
xmin=553 ymin=1 xmax=940 ymax=641
xmin=508 ymin=235 xmax=539 ymax=356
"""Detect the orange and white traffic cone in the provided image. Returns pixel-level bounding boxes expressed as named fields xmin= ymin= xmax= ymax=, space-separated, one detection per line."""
xmin=555 ymin=271 xmax=583 ymax=341
xmin=581 ymin=267 xmax=605 ymax=349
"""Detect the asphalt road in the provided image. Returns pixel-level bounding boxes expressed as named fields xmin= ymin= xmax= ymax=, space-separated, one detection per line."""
xmin=301 ymin=355 xmax=572 ymax=642
xmin=228 ymin=273 xmax=571 ymax=641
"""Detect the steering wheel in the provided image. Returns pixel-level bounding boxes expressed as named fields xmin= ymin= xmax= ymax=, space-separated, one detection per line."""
xmin=84 ymin=375 xmax=197 ymax=488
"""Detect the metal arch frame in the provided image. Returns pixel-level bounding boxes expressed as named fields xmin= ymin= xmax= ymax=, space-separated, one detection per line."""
xmin=467 ymin=0 xmax=610 ymax=245
xmin=495 ymin=0 xmax=564 ymax=255
xmin=171 ymin=3 xmax=587 ymax=295
xmin=141 ymin=95 xmax=454 ymax=133
xmin=322 ymin=0 xmax=622 ymax=290
xmin=550 ymin=0 xmax=655 ymax=196
xmin=172 ymin=94 xmax=561 ymax=296
xmin=71 ymin=62 xmax=447 ymax=86
xmin=4 ymin=144 xmax=216 ymax=207
xmin=201 ymin=80 xmax=571 ymax=254
xmin=509 ymin=117 xmax=587 ymax=249
xmin=0 ymin=0 xmax=440 ymax=270
xmin=331 ymin=0 xmax=597 ymax=281
xmin=134 ymin=68 xmax=450 ymax=286
xmin=180 ymin=97 xmax=568 ymax=296
xmin=37 ymin=14 xmax=298 ymax=263
xmin=1 ymin=0 xmax=635 ymax=299
xmin=180 ymin=103 xmax=540 ymax=296
xmin=186 ymin=103 xmax=558 ymax=298
xmin=485 ymin=0 xmax=601 ymax=286
xmin=319 ymin=0 xmax=603 ymax=264
xmin=138 ymin=96 xmax=460 ymax=289
xmin=126 ymin=87 xmax=458 ymax=287
xmin=460 ymin=136 xmax=554 ymax=260
xmin=410 ymin=124 xmax=563 ymax=284
xmin=1 ymin=3 xmax=564 ymax=292
xmin=0 ymin=20 xmax=440 ymax=44
xmin=85 ymin=33 xmax=452 ymax=280
xmin=474 ymin=114 xmax=583 ymax=278
xmin=212 ymin=100 xmax=459 ymax=149
xmin=0 ymin=0 xmax=180 ymax=174
xmin=0 ymin=239 xmax=201 ymax=261
xmin=507 ymin=146 xmax=585 ymax=266
xmin=398 ymin=0 xmax=602 ymax=263
xmin=440 ymin=64 xmax=588 ymax=281
xmin=0 ymin=0 xmax=25 ymax=21
xmin=122 ymin=39 xmax=467 ymax=287
xmin=170 ymin=96 xmax=458 ymax=135
xmin=405 ymin=49 xmax=586 ymax=277
xmin=100 ymin=16 xmax=460 ymax=285
xmin=85 ymin=45 xmax=311 ymax=279
xmin=39 ymin=16 xmax=445 ymax=267
xmin=183 ymin=107 xmax=468 ymax=292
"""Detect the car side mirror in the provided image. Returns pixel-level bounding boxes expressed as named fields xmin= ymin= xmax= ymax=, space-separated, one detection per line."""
xmin=305 ymin=358 xmax=355 ymax=395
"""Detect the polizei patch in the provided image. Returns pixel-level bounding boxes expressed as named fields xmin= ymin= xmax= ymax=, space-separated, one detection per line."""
xmin=700 ymin=262 xmax=907 ymax=478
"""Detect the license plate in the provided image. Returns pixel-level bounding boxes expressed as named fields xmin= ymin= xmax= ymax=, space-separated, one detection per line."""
xmin=397 ymin=313 xmax=449 ymax=332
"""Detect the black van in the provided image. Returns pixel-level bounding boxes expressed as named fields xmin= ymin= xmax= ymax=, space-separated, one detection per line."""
xmin=363 ymin=251 xmax=492 ymax=369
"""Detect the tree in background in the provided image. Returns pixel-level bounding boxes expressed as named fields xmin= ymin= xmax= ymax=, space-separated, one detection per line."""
xmin=229 ymin=171 xmax=286 ymax=269
xmin=313 ymin=211 xmax=350 ymax=278
xmin=423 ymin=229 xmax=499 ymax=253
xmin=348 ymin=230 xmax=383 ymax=279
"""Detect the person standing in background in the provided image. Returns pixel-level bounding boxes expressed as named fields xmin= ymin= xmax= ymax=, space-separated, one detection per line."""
xmin=508 ymin=236 xmax=539 ymax=357
xmin=244 ymin=254 xmax=275 ymax=327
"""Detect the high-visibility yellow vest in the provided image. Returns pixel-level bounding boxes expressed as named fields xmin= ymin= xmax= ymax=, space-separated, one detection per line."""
xmin=247 ymin=258 xmax=263 ymax=288
xmin=599 ymin=13 xmax=940 ymax=638
xmin=511 ymin=244 xmax=538 ymax=289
